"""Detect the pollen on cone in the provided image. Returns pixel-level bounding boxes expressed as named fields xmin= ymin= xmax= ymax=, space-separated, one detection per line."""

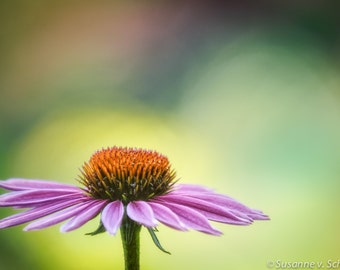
xmin=79 ymin=147 xmax=177 ymax=203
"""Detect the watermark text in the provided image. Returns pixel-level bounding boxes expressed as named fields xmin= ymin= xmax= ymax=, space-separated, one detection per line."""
xmin=266 ymin=259 xmax=340 ymax=269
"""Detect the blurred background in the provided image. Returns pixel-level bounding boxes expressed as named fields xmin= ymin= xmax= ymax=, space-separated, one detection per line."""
xmin=1 ymin=1 xmax=339 ymax=269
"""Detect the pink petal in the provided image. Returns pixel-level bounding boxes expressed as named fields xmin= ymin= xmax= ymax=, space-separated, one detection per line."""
xmin=155 ymin=194 xmax=251 ymax=225
xmin=0 ymin=179 xmax=81 ymax=191
xmin=101 ymin=201 xmax=124 ymax=235
xmin=199 ymin=194 xmax=254 ymax=212
xmin=171 ymin=188 xmax=269 ymax=221
xmin=126 ymin=201 xmax=157 ymax=227
xmin=186 ymin=193 xmax=268 ymax=220
xmin=246 ymin=212 xmax=270 ymax=220
xmin=157 ymin=201 xmax=222 ymax=235
xmin=60 ymin=200 xmax=108 ymax=232
xmin=0 ymin=189 xmax=83 ymax=207
xmin=148 ymin=202 xmax=187 ymax=231
xmin=0 ymin=197 xmax=87 ymax=229
xmin=173 ymin=184 xmax=213 ymax=193
xmin=24 ymin=200 xmax=99 ymax=231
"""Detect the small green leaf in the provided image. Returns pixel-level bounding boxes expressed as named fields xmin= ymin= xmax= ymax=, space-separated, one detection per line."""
xmin=147 ymin=227 xmax=171 ymax=255
xmin=86 ymin=222 xmax=106 ymax=236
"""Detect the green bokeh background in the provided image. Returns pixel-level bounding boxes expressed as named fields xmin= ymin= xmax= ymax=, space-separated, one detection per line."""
xmin=1 ymin=1 xmax=339 ymax=269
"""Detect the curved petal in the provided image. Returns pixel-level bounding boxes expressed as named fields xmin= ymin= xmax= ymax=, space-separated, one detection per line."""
xmin=170 ymin=186 xmax=269 ymax=221
xmin=148 ymin=202 xmax=187 ymax=231
xmin=199 ymin=194 xmax=254 ymax=212
xmin=24 ymin=200 xmax=99 ymax=231
xmin=0 ymin=190 xmax=83 ymax=207
xmin=157 ymin=201 xmax=222 ymax=235
xmin=60 ymin=200 xmax=108 ymax=232
xmin=0 ymin=179 xmax=81 ymax=191
xmin=127 ymin=201 xmax=157 ymax=227
xmin=173 ymin=184 xmax=213 ymax=193
xmin=0 ymin=197 xmax=87 ymax=229
xmin=246 ymin=212 xmax=270 ymax=220
xmin=155 ymin=195 xmax=252 ymax=225
xmin=101 ymin=201 xmax=124 ymax=235
xmin=182 ymin=193 xmax=269 ymax=220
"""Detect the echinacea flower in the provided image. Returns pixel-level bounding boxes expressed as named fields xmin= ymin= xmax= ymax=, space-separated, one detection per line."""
xmin=0 ymin=146 xmax=269 ymax=270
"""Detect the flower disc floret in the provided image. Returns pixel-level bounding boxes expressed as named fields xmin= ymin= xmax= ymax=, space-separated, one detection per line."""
xmin=79 ymin=147 xmax=176 ymax=203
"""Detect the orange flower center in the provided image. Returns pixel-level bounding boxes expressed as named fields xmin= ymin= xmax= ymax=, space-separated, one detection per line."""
xmin=79 ymin=147 xmax=176 ymax=203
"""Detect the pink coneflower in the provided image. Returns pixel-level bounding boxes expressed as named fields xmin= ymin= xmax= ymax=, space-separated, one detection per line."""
xmin=0 ymin=146 xmax=268 ymax=270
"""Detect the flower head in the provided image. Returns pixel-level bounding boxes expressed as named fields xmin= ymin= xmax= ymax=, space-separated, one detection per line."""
xmin=0 ymin=146 xmax=268 ymax=239
xmin=80 ymin=147 xmax=176 ymax=203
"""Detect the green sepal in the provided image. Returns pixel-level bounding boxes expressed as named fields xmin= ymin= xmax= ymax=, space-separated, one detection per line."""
xmin=86 ymin=222 xmax=106 ymax=236
xmin=147 ymin=227 xmax=171 ymax=255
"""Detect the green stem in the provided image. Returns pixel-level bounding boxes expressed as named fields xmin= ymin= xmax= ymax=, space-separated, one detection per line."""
xmin=120 ymin=215 xmax=142 ymax=270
